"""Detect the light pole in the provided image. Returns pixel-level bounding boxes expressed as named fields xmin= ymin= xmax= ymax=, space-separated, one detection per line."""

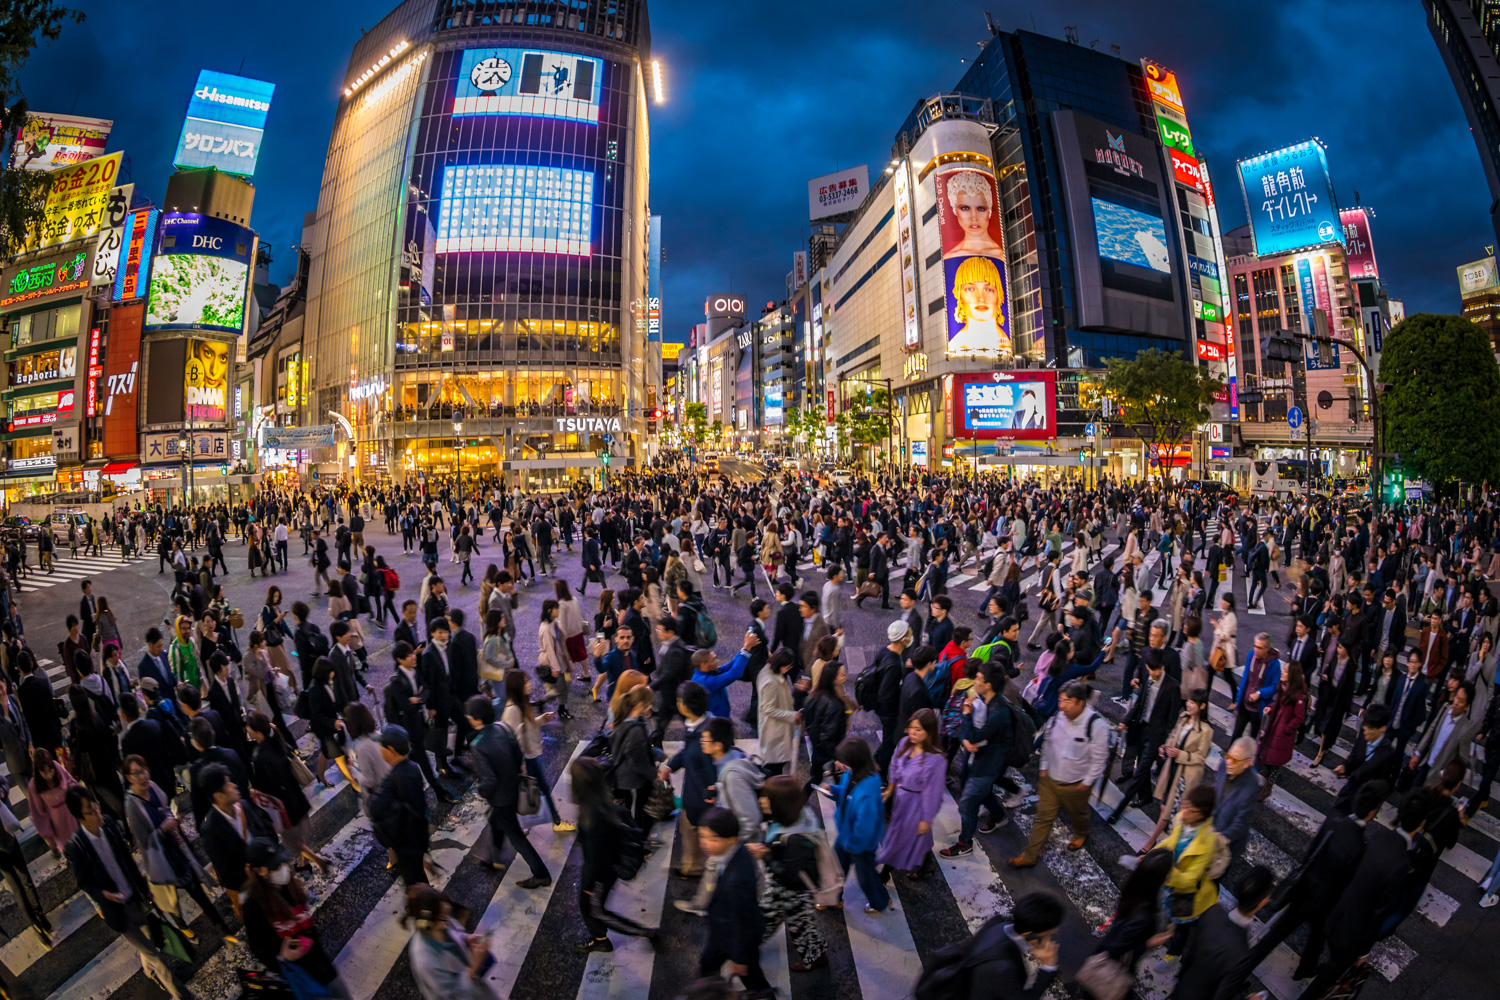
xmin=970 ymin=408 xmax=980 ymax=482
xmin=1294 ymin=331 xmax=1385 ymax=512
xmin=177 ymin=433 xmax=189 ymax=508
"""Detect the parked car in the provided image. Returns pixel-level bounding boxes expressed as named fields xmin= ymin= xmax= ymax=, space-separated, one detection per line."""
xmin=0 ymin=516 xmax=40 ymax=540
xmin=1181 ymin=479 xmax=1240 ymax=506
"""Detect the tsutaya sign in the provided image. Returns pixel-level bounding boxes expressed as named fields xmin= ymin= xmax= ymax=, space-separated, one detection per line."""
xmin=555 ymin=416 xmax=622 ymax=433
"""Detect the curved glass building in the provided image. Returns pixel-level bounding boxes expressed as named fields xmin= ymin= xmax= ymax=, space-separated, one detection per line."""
xmin=300 ymin=0 xmax=651 ymax=487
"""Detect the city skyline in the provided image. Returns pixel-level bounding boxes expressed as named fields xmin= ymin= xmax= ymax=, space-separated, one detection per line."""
xmin=17 ymin=0 xmax=1491 ymax=343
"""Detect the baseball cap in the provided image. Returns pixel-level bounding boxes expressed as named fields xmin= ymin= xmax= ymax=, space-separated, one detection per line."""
xmin=380 ymin=725 xmax=411 ymax=756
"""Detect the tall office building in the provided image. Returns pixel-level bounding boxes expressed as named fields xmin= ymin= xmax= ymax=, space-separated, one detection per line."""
xmin=1429 ymin=0 xmax=1500 ymax=249
xmin=301 ymin=0 xmax=652 ymax=487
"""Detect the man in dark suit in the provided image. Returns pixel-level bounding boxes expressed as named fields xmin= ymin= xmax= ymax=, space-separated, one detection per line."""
xmin=1287 ymin=615 xmax=1320 ymax=679
xmin=205 ymin=651 xmax=250 ymax=760
xmin=445 ymin=608 xmax=482 ymax=760
xmin=1251 ymin=782 xmax=1380 ymax=976
xmin=1111 ymin=647 xmax=1182 ymax=817
xmin=393 ymin=599 xmax=422 ymax=651
xmin=420 ymin=617 xmax=456 ymax=777
xmin=1386 ymin=651 xmax=1430 ymax=756
xmin=370 ymin=725 xmax=431 ymax=886
xmin=1333 ymin=702 xmax=1400 ymax=813
xmin=1370 ymin=587 xmax=1408 ymax=666
xmin=64 ymin=786 xmax=189 ymax=999
xmin=465 ymin=695 xmax=551 ymax=887
xmin=422 ymin=577 xmax=450 ymax=642
xmin=1171 ymin=867 xmax=1274 ymax=1000
xmin=327 ymin=621 xmax=370 ymax=710
xmin=137 ymin=627 xmax=176 ymax=692
xmin=858 ymin=532 xmax=891 ymax=610
xmin=383 ymin=641 xmax=452 ymax=801
xmin=291 ymin=601 xmax=330 ymax=689
xmin=697 ymin=807 xmax=770 ymax=994
xmin=186 ymin=716 xmax=250 ymax=826
xmin=651 ymin=618 xmax=693 ymax=745
xmin=621 ymin=589 xmax=656 ymax=676
xmin=1297 ymin=789 xmax=1429 ymax=1000
xmin=621 ymin=535 xmax=647 ymax=591
xmin=79 ymin=579 xmax=98 ymax=649
xmin=196 ymin=762 xmax=275 ymax=897
xmin=964 ymin=891 xmax=1063 ymax=1000
xmin=119 ymin=696 xmax=176 ymax=801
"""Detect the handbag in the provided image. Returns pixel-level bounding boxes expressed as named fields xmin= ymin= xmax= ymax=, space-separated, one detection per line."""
xmin=159 ymin=919 xmax=195 ymax=963
xmin=644 ymin=779 xmax=676 ymax=821
xmin=857 ymin=580 xmax=882 ymax=599
xmin=1208 ymin=646 xmax=1227 ymax=672
xmin=280 ymin=959 xmax=335 ymax=999
xmin=230 ymin=609 xmax=245 ymax=630
xmin=251 ymin=789 xmax=292 ymax=834
xmin=1075 ymin=952 xmax=1132 ymax=1000
xmin=500 ymin=723 xmax=543 ymax=815
xmin=289 ymin=752 xmax=316 ymax=789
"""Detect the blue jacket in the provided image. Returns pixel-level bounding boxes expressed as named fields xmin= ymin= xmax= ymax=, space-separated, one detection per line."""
xmin=666 ymin=714 xmax=718 ymax=825
xmin=692 ymin=649 xmax=748 ymax=719
xmin=831 ymin=770 xmax=885 ymax=854
xmin=1235 ymin=652 xmax=1282 ymax=715
xmin=1212 ymin=758 xmax=1263 ymax=859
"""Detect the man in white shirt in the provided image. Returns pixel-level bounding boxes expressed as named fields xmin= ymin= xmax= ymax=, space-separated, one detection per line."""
xmin=274 ymin=518 xmax=290 ymax=572
xmin=1009 ymin=682 xmax=1108 ymax=867
xmin=821 ymin=566 xmax=847 ymax=634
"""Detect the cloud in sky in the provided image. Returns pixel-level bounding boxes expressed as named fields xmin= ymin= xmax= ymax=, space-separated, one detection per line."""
xmin=21 ymin=0 xmax=1491 ymax=343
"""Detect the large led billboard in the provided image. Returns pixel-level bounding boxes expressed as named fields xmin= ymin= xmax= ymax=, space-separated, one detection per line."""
xmin=1091 ymin=198 xmax=1171 ymax=274
xmin=145 ymin=214 xmax=253 ymax=333
xmin=185 ymin=338 xmax=229 ymax=423
xmin=175 ymin=70 xmax=274 ymax=178
xmin=454 ymin=49 xmax=603 ymax=123
xmin=435 ymin=165 xmax=593 ymax=255
xmin=183 ymin=70 xmax=274 ymax=130
xmin=1340 ymin=207 xmax=1379 ymax=280
xmin=12 ymin=113 xmax=111 ymax=171
xmin=1237 ymin=141 xmax=1344 ymax=257
xmin=952 ymin=371 xmax=1057 ymax=440
xmin=935 ymin=164 xmax=1011 ymax=359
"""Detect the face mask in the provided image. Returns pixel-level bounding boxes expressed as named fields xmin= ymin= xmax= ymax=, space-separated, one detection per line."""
xmin=269 ymin=864 xmax=291 ymax=886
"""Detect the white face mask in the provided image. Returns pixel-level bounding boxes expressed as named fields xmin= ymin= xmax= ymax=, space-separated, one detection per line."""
xmin=269 ymin=864 xmax=291 ymax=886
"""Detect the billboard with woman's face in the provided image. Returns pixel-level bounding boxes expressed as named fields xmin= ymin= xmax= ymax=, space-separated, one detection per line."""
xmin=185 ymin=338 xmax=229 ymax=423
xmin=935 ymin=165 xmax=1011 ymax=360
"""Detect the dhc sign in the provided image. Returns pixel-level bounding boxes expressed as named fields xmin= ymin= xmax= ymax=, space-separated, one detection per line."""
xmin=555 ymin=416 xmax=622 ymax=433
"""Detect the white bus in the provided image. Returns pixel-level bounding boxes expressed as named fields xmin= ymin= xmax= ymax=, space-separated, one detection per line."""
xmin=1250 ymin=458 xmax=1310 ymax=500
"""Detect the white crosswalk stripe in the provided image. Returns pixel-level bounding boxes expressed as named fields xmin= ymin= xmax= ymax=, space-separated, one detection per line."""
xmin=14 ymin=552 xmax=153 ymax=592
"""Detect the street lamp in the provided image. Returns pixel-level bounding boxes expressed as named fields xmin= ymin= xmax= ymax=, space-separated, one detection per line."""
xmin=177 ymin=435 xmax=189 ymax=508
xmin=452 ymin=422 xmax=463 ymax=476
xmin=969 ymin=408 xmax=980 ymax=481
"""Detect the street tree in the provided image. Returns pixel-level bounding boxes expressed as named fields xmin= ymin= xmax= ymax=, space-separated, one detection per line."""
xmin=1378 ymin=312 xmax=1500 ymax=490
xmin=684 ymin=402 xmax=707 ymax=445
xmin=1100 ymin=348 xmax=1222 ymax=479
xmin=0 ymin=2 xmax=86 ymax=253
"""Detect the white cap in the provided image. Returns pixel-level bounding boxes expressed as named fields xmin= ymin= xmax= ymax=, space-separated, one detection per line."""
xmin=887 ymin=620 xmax=912 ymax=643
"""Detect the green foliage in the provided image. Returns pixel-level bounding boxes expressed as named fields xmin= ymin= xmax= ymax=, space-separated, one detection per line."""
xmin=1378 ymin=312 xmax=1500 ymax=488
xmin=786 ymin=406 xmax=826 ymax=457
xmin=1100 ymin=349 xmax=1222 ymax=470
xmin=842 ymin=383 xmax=896 ymax=454
xmin=684 ymin=402 xmax=707 ymax=445
xmin=0 ymin=2 xmax=86 ymax=254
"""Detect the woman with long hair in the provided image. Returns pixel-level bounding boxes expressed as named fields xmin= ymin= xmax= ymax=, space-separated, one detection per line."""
xmin=1208 ymin=592 xmax=1239 ymax=702
xmin=1256 ymin=663 xmax=1307 ymax=800
xmin=244 ymin=630 xmax=293 ymax=744
xmin=241 ymin=838 xmax=352 ymax=999
xmin=593 ymin=588 xmax=619 ymax=641
xmin=1140 ymin=688 xmax=1215 ymax=852
xmin=554 ymin=578 xmax=589 ymax=684
xmin=258 ymin=584 xmax=297 ymax=691
xmin=501 ymin=670 xmax=573 ymax=831
xmin=404 ymin=884 xmax=498 ymax=999
xmin=537 ymin=599 xmax=572 ymax=716
xmin=247 ymin=711 xmax=330 ymax=873
xmin=801 ymin=658 xmax=849 ymax=788
xmin=607 ymin=686 xmax=657 ymax=832
xmin=26 ymin=748 xmax=77 ymax=858
xmin=877 ymin=709 xmax=946 ymax=880
xmin=1085 ymin=848 xmax=1173 ymax=992
xmin=826 ymin=737 xmax=888 ymax=914
xmin=570 ymin=756 xmax=659 ymax=953
xmin=343 ymin=701 xmax=387 ymax=814
xmin=123 ymin=754 xmax=233 ymax=940
xmin=480 ymin=609 xmax=514 ymax=688
xmin=93 ymin=595 xmax=121 ymax=660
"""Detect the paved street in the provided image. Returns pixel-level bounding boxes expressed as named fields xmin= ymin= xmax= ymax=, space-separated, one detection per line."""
xmin=1 ymin=503 xmax=1496 ymax=1000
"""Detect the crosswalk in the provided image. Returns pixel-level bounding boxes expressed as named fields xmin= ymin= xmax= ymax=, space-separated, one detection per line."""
xmin=11 ymin=551 xmax=153 ymax=593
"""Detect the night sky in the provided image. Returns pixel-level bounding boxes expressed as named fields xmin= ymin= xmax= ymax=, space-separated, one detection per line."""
xmin=18 ymin=0 xmax=1491 ymax=346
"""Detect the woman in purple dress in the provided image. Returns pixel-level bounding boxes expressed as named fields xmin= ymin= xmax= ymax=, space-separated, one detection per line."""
xmin=878 ymin=709 xmax=947 ymax=879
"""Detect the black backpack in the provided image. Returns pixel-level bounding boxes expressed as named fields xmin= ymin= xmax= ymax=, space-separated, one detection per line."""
xmin=613 ymin=813 xmax=648 ymax=881
xmin=1005 ymin=699 xmax=1037 ymax=769
xmin=854 ymin=651 xmax=896 ymax=712
xmin=913 ymin=914 xmax=1010 ymax=1000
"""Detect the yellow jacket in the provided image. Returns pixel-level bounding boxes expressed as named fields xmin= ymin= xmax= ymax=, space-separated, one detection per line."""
xmin=1161 ymin=819 xmax=1220 ymax=919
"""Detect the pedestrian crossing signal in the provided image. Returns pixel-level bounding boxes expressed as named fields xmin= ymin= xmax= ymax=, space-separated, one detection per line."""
xmin=601 ymin=451 xmax=611 ymax=466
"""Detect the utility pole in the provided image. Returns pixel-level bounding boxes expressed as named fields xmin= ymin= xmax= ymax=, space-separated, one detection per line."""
xmin=1293 ymin=330 xmax=1384 ymax=512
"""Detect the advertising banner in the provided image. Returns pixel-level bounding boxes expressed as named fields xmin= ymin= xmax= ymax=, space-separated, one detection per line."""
xmin=807 ymin=165 xmax=869 ymax=221
xmin=892 ymin=161 xmax=920 ymax=350
xmin=454 ymin=48 xmax=603 ymax=123
xmin=952 ymin=371 xmax=1057 ymax=440
xmin=647 ymin=215 xmax=662 ymax=341
xmin=146 ymin=214 xmax=253 ymax=332
xmin=911 ymin=440 xmax=928 ymax=467
xmin=1155 ymin=113 xmax=1194 ymax=157
xmin=50 ymin=423 xmax=79 ymax=462
xmin=143 ymin=430 xmax=230 ymax=465
xmin=88 ymin=184 xmax=134 ymax=288
xmin=763 ymin=387 xmax=784 ymax=427
xmin=10 ymin=345 xmax=76 ymax=386
xmin=184 ymin=70 xmax=274 ymax=130
xmin=114 ymin=207 xmax=159 ymax=302
xmin=174 ymin=119 xmax=263 ymax=176
xmin=1168 ymin=148 xmax=1204 ymax=192
xmin=1091 ymin=197 xmax=1171 ymax=274
xmin=1237 ymin=141 xmax=1344 ymax=256
xmin=0 ymin=249 xmax=88 ymax=311
xmin=262 ymin=425 xmax=336 ymax=448
xmin=1141 ymin=60 xmax=1185 ymax=114
xmin=936 ymin=164 xmax=1009 ymax=359
xmin=103 ymin=302 xmax=143 ymax=457
xmin=1459 ymin=256 xmax=1500 ymax=299
xmin=1340 ymin=207 xmax=1379 ymax=280
xmin=792 ymin=251 xmax=808 ymax=289
xmin=185 ymin=339 xmax=230 ymax=423
xmin=29 ymin=151 xmax=122 ymax=250
xmin=12 ymin=113 xmax=112 ymax=171
xmin=8 ymin=389 xmax=73 ymax=432
xmin=435 ymin=164 xmax=592 ymax=255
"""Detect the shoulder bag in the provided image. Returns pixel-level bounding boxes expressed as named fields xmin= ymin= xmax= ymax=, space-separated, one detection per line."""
xmin=498 ymin=723 xmax=542 ymax=815
xmin=1075 ymin=952 xmax=1132 ymax=1000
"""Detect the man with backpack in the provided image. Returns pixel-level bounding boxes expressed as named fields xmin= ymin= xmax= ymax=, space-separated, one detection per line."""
xmin=914 ymin=891 xmax=1062 ymax=1000
xmin=1008 ymin=681 xmax=1107 ymax=868
xmin=940 ymin=664 xmax=1018 ymax=858
xmin=860 ymin=620 xmax=913 ymax=775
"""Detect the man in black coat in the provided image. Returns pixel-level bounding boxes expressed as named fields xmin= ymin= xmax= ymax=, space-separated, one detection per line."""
xmin=393 ymin=598 xmax=423 ymax=651
xmin=769 ymin=582 xmax=802 ymax=663
xmin=873 ymin=621 xmax=912 ymax=775
xmin=384 ymin=641 xmax=453 ymax=801
xmin=420 ymin=618 xmax=456 ymax=777
xmin=1251 ymin=783 xmax=1379 ymax=976
xmin=64 ymin=786 xmax=189 ymax=999
xmin=898 ymin=646 xmax=936 ymax=729
xmin=369 ymin=725 xmax=432 ymax=886
xmin=79 ymin=579 xmax=98 ymax=649
xmin=1297 ymin=789 xmax=1428 ymax=1000
xmin=186 ymin=716 xmax=251 ymax=826
xmin=621 ymin=590 xmax=655 ymax=676
xmin=1112 ymin=648 xmax=1182 ymax=815
xmin=698 ymin=807 xmax=770 ymax=994
xmin=963 ymin=892 xmax=1062 ymax=1000
xmin=1170 ymin=866 xmax=1274 ymax=1000
xmin=651 ymin=618 xmax=693 ymax=745
xmin=465 ymin=696 xmax=551 ymax=887
xmin=422 ymin=577 xmax=450 ymax=642
xmin=138 ymin=678 xmax=188 ymax=780
xmin=119 ymin=696 xmax=176 ymax=800
xmin=327 ymin=621 xmax=366 ymax=709
xmin=445 ymin=608 xmax=482 ymax=759
xmin=196 ymin=762 xmax=275 ymax=897
xmin=858 ymin=534 xmax=891 ymax=610
xmin=292 ymin=602 xmax=330 ymax=689
xmin=1333 ymin=702 xmax=1400 ymax=813
xmin=621 ymin=535 xmax=647 ymax=590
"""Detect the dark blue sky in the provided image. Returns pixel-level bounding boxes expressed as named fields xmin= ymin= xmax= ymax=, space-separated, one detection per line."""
xmin=20 ymin=0 xmax=1491 ymax=344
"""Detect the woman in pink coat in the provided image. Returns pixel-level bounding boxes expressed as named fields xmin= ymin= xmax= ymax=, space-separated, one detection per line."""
xmin=26 ymin=749 xmax=78 ymax=857
xmin=1255 ymin=663 xmax=1307 ymax=801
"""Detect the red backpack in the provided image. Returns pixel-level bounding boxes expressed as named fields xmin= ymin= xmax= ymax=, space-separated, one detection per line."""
xmin=381 ymin=568 xmax=400 ymax=593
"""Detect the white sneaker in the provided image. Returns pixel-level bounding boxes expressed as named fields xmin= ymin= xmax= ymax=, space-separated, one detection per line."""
xmin=1003 ymin=793 xmax=1028 ymax=810
xmin=1481 ymin=893 xmax=1499 ymax=909
xmin=673 ymin=900 xmax=706 ymax=916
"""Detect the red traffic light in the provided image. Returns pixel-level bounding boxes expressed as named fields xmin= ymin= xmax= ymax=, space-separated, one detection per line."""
xmin=647 ymin=408 xmax=664 ymax=420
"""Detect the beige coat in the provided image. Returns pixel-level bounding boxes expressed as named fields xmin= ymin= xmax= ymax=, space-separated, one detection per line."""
xmin=756 ymin=668 xmax=800 ymax=765
xmin=1153 ymin=713 xmax=1214 ymax=813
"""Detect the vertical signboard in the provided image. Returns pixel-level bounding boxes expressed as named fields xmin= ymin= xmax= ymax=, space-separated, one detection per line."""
xmin=103 ymin=303 xmax=143 ymax=455
xmin=1340 ymin=207 xmax=1379 ymax=279
xmin=892 ymin=160 xmax=921 ymax=350
xmin=936 ymin=164 xmax=1010 ymax=360
xmin=113 ymin=207 xmax=159 ymax=301
xmin=647 ymin=215 xmax=662 ymax=341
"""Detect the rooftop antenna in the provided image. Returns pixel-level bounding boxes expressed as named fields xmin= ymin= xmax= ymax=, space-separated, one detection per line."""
xmin=1111 ymin=44 xmax=1122 ymax=56
xmin=1090 ymin=39 xmax=1099 ymax=49
xmin=1064 ymin=25 xmax=1079 ymax=45
xmin=984 ymin=11 xmax=998 ymax=35
xmin=1353 ymin=189 xmax=1361 ymax=206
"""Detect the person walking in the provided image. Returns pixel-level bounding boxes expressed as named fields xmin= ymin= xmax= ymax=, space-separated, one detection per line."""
xmin=26 ymin=749 xmax=79 ymax=859
xmin=697 ymin=806 xmax=771 ymax=998
xmin=1139 ymin=689 xmax=1215 ymax=852
xmin=749 ymin=776 xmax=829 ymax=973
xmin=1010 ymin=681 xmax=1108 ymax=867
xmin=466 ymin=695 xmax=552 ymax=888
xmin=240 ymin=838 xmax=354 ymax=1000
xmin=370 ymin=725 xmax=433 ymax=887
xmin=1158 ymin=783 xmax=1223 ymax=966
xmin=877 ymin=709 xmax=947 ymax=879
xmin=826 ymin=737 xmax=889 ymax=913
xmin=570 ymin=756 xmax=659 ymax=954
xmin=246 ymin=712 xmax=330 ymax=873
xmin=1255 ymin=664 xmax=1308 ymax=800
xmin=404 ymin=883 xmax=498 ymax=1000
xmin=500 ymin=672 xmax=574 ymax=832
xmin=607 ymin=686 xmax=659 ymax=833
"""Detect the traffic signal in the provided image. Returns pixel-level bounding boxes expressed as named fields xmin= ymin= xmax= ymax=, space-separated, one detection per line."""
xmin=1260 ymin=329 xmax=1302 ymax=364
xmin=647 ymin=408 xmax=664 ymax=420
xmin=601 ymin=450 xmax=611 ymax=467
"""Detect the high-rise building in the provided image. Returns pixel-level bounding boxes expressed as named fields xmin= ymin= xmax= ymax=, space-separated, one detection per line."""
xmin=300 ymin=0 xmax=653 ymax=488
xmin=1429 ymin=0 xmax=1500 ymax=250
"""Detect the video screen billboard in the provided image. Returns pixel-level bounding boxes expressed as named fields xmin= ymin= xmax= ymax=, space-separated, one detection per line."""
xmin=952 ymin=371 xmax=1057 ymax=440
xmin=1238 ymin=141 xmax=1344 ymax=256
xmin=185 ymin=338 xmax=229 ymax=423
xmin=145 ymin=214 xmax=253 ymax=333
xmin=1092 ymin=198 xmax=1171 ymax=274
xmin=435 ymin=165 xmax=593 ymax=255
xmin=184 ymin=70 xmax=274 ymax=130
xmin=174 ymin=119 xmax=263 ymax=176
xmin=935 ymin=165 xmax=1010 ymax=359
xmin=1340 ymin=207 xmax=1379 ymax=280
xmin=12 ymin=113 xmax=111 ymax=171
xmin=454 ymin=48 xmax=603 ymax=123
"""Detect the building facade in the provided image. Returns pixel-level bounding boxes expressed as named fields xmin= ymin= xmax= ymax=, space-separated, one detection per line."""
xmin=299 ymin=0 xmax=654 ymax=488
xmin=1430 ymin=0 xmax=1500 ymax=250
